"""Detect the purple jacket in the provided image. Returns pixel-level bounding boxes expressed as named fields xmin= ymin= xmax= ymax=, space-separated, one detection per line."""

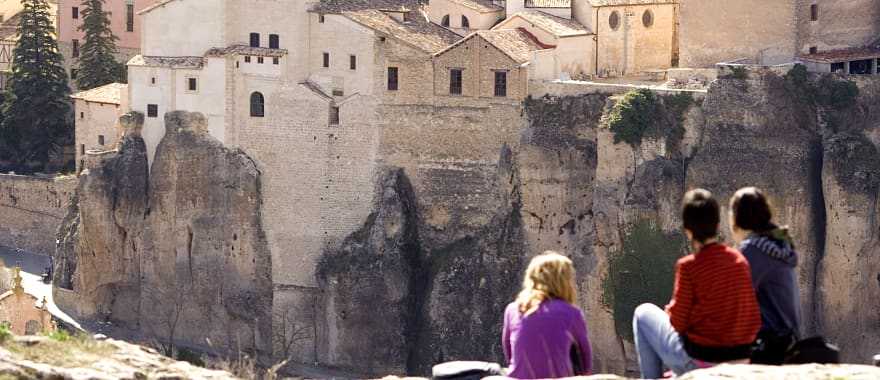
xmin=502 ymin=299 xmax=592 ymax=379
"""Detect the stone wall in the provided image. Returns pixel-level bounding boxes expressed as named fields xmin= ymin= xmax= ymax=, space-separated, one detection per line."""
xmin=796 ymin=0 xmax=880 ymax=54
xmin=0 ymin=174 xmax=76 ymax=254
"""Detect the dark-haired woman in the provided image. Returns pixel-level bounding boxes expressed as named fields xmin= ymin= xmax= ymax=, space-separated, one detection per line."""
xmin=729 ymin=187 xmax=802 ymax=365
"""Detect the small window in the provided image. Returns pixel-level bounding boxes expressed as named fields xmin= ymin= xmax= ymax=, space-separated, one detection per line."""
xmin=609 ymin=11 xmax=620 ymax=30
xmin=461 ymin=15 xmax=469 ymax=29
xmin=319 ymin=14 xmax=325 ymax=23
xmin=98 ymin=135 xmax=105 ymax=145
xmin=249 ymin=33 xmax=260 ymax=47
xmin=269 ymin=34 xmax=279 ymax=49
xmin=449 ymin=69 xmax=462 ymax=95
xmin=72 ymin=7 xmax=79 ymax=19
xmin=80 ymin=144 xmax=85 ymax=155
xmin=147 ymin=104 xmax=158 ymax=118
xmin=258 ymin=56 xmax=264 ymax=64
xmin=494 ymin=71 xmax=507 ymax=97
xmin=244 ymin=56 xmax=251 ymax=63
xmin=387 ymin=67 xmax=398 ymax=91
xmin=250 ymin=92 xmax=265 ymax=117
xmin=441 ymin=14 xmax=450 ymax=28
xmin=809 ymin=46 xmax=818 ymax=54
xmin=831 ymin=62 xmax=845 ymax=73
xmin=323 ymin=52 xmax=330 ymax=68
xmin=642 ymin=10 xmax=653 ymax=28
xmin=810 ymin=4 xmax=818 ymax=21
xmin=72 ymin=39 xmax=79 ymax=57
xmin=126 ymin=4 xmax=134 ymax=32
xmin=150 ymin=76 xmax=156 ymax=85
xmin=273 ymin=57 xmax=279 ymax=65
xmin=350 ymin=55 xmax=357 ymax=70
xmin=79 ymin=112 xmax=84 ymax=119
xmin=70 ymin=68 xmax=78 ymax=80
xmin=329 ymin=106 xmax=339 ymax=125
xmin=187 ymin=77 xmax=197 ymax=91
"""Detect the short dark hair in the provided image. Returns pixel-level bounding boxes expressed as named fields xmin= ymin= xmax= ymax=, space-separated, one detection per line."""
xmin=730 ymin=187 xmax=775 ymax=232
xmin=682 ymin=189 xmax=720 ymax=242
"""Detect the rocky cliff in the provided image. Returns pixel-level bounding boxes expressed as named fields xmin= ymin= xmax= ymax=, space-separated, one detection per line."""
xmin=54 ymin=67 xmax=880 ymax=377
xmin=54 ymin=111 xmax=273 ymax=356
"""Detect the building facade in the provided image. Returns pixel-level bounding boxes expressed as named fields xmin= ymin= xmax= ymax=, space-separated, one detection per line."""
xmin=427 ymin=0 xmax=505 ymax=35
xmin=0 ymin=267 xmax=54 ymax=336
xmin=57 ymin=0 xmax=161 ymax=89
xmin=72 ymin=82 xmax=128 ymax=172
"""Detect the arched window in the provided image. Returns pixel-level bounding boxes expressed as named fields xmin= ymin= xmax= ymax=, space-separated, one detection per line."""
xmin=441 ymin=14 xmax=450 ymax=27
xmin=642 ymin=10 xmax=653 ymax=28
xmin=461 ymin=15 xmax=470 ymax=29
xmin=609 ymin=11 xmax=620 ymax=30
xmin=250 ymin=92 xmax=265 ymax=117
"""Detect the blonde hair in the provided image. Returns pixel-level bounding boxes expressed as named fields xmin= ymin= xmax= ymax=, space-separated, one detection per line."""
xmin=515 ymin=251 xmax=577 ymax=315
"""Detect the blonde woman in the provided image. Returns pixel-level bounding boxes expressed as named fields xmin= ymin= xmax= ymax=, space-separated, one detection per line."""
xmin=502 ymin=251 xmax=592 ymax=379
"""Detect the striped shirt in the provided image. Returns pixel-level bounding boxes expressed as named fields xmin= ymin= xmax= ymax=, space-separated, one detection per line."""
xmin=665 ymin=243 xmax=761 ymax=347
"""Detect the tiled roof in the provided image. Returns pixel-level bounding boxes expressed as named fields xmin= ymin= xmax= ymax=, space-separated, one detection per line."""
xmin=799 ymin=46 xmax=880 ymax=63
xmin=205 ymin=45 xmax=288 ymax=57
xmin=71 ymin=82 xmax=127 ymax=105
xmin=341 ymin=9 xmax=461 ymax=53
xmin=444 ymin=0 xmax=503 ymax=13
xmin=127 ymin=55 xmax=205 ymax=69
xmin=312 ymin=0 xmax=424 ymax=13
xmin=524 ymin=0 xmax=570 ymax=8
xmin=588 ymin=0 xmax=675 ymax=6
xmin=501 ymin=10 xmax=590 ymax=37
xmin=138 ymin=0 xmax=178 ymax=15
xmin=437 ymin=29 xmax=544 ymax=64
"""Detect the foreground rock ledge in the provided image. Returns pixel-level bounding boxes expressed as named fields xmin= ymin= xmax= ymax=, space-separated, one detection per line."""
xmin=383 ymin=363 xmax=880 ymax=380
xmin=0 ymin=336 xmax=237 ymax=380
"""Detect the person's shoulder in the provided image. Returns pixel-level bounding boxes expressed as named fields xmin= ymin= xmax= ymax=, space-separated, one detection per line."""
xmin=548 ymin=299 xmax=585 ymax=319
xmin=676 ymin=253 xmax=696 ymax=267
xmin=505 ymin=301 xmax=519 ymax=315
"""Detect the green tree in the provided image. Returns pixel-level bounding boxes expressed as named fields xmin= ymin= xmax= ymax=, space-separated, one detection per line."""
xmin=0 ymin=0 xmax=72 ymax=172
xmin=76 ymin=0 xmax=124 ymax=90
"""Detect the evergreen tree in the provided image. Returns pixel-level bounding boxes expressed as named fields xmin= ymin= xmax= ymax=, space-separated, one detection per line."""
xmin=76 ymin=0 xmax=124 ymax=90
xmin=0 ymin=0 xmax=72 ymax=171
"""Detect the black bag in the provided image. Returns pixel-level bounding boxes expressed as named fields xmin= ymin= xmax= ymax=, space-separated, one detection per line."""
xmin=784 ymin=336 xmax=840 ymax=364
xmin=751 ymin=332 xmax=796 ymax=365
xmin=431 ymin=361 xmax=503 ymax=380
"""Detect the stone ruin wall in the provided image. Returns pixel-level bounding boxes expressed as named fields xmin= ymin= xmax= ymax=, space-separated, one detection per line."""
xmin=0 ymin=174 xmax=76 ymax=254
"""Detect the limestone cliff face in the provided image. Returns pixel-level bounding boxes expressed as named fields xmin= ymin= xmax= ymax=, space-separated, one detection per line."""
xmin=55 ymin=111 xmax=272 ymax=356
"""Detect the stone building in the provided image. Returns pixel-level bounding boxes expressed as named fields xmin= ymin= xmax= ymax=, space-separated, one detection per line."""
xmin=0 ymin=267 xmax=54 ymax=336
xmin=0 ymin=0 xmax=59 ymax=90
xmin=506 ymin=0 xmax=571 ymax=19
xmin=57 ymin=0 xmax=160 ymax=90
xmin=493 ymin=10 xmax=593 ymax=78
xmin=427 ymin=0 xmax=505 ymax=35
xmin=71 ymin=82 xmax=128 ymax=172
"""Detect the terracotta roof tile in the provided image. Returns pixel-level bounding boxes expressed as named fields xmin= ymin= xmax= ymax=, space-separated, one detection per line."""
xmin=71 ymin=82 xmax=127 ymax=105
xmin=127 ymin=55 xmax=205 ymax=69
xmin=524 ymin=0 xmax=570 ymax=8
xmin=312 ymin=0 xmax=424 ymax=13
xmin=205 ymin=45 xmax=288 ymax=57
xmin=341 ymin=9 xmax=461 ymax=53
xmin=444 ymin=0 xmax=504 ymax=13
xmin=501 ymin=10 xmax=589 ymax=37
xmin=799 ymin=46 xmax=880 ymax=63
xmin=588 ymin=0 xmax=675 ymax=6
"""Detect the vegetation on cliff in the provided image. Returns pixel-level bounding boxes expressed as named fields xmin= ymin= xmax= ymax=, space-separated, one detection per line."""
xmin=601 ymin=220 xmax=686 ymax=341
xmin=605 ymin=89 xmax=692 ymax=151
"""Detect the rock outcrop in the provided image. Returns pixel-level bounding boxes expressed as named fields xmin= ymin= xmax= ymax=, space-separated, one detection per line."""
xmin=54 ymin=111 xmax=272 ymax=356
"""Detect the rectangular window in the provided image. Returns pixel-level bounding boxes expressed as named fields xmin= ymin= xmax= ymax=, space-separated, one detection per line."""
xmin=80 ymin=144 xmax=85 ymax=155
xmin=258 ymin=56 xmax=264 ymax=64
xmin=188 ymin=77 xmax=197 ymax=91
xmin=72 ymin=39 xmax=79 ymax=58
xmin=329 ymin=106 xmax=339 ymax=125
xmin=494 ymin=71 xmax=507 ymax=97
xmin=831 ymin=62 xmax=845 ymax=73
xmin=809 ymin=46 xmax=818 ymax=54
xmin=126 ymin=4 xmax=134 ymax=32
xmin=449 ymin=69 xmax=462 ymax=95
xmin=250 ymin=33 xmax=260 ymax=48
xmin=269 ymin=34 xmax=279 ymax=49
xmin=350 ymin=55 xmax=356 ymax=70
xmin=273 ymin=57 xmax=279 ymax=65
xmin=323 ymin=52 xmax=330 ymax=68
xmin=810 ymin=4 xmax=818 ymax=21
xmin=98 ymin=135 xmax=105 ymax=145
xmin=72 ymin=7 xmax=79 ymax=19
xmin=147 ymin=104 xmax=158 ymax=118
xmin=80 ymin=112 xmax=84 ymax=119
xmin=319 ymin=14 xmax=325 ymax=23
xmin=387 ymin=67 xmax=398 ymax=91
xmin=150 ymin=76 xmax=156 ymax=85
xmin=244 ymin=55 xmax=251 ymax=63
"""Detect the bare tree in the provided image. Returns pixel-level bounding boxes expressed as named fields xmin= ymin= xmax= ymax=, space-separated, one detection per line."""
xmin=272 ymin=304 xmax=312 ymax=360
xmin=143 ymin=282 xmax=191 ymax=357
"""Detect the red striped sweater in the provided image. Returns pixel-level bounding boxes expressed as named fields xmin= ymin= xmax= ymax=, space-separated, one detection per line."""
xmin=665 ymin=243 xmax=761 ymax=347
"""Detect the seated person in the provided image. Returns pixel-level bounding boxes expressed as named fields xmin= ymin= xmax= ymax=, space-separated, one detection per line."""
xmin=633 ymin=189 xmax=761 ymax=378
xmin=502 ymin=251 xmax=592 ymax=379
xmin=729 ymin=187 xmax=801 ymax=364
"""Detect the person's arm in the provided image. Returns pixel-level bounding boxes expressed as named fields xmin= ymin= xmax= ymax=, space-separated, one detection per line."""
xmin=572 ymin=309 xmax=593 ymax=375
xmin=665 ymin=260 xmax=694 ymax=334
xmin=502 ymin=305 xmax=513 ymax=365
